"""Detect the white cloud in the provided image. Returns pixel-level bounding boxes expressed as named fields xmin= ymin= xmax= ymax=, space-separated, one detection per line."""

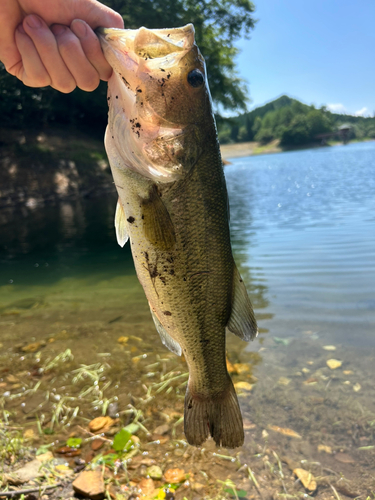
xmin=355 ymin=107 xmax=369 ymax=117
xmin=327 ymin=103 xmax=347 ymax=114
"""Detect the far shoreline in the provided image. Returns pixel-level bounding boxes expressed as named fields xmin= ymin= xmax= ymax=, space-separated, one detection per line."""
xmin=220 ymin=138 xmax=375 ymax=161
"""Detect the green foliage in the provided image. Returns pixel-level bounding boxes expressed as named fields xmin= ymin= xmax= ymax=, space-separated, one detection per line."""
xmin=0 ymin=0 xmax=255 ymax=131
xmin=218 ymin=94 xmax=375 ymax=147
xmin=66 ymin=437 xmax=82 ymax=448
xmin=112 ymin=428 xmax=132 ymax=452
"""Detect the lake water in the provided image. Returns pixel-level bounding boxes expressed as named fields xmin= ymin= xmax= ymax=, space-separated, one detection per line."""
xmin=1 ymin=141 xmax=375 ymax=496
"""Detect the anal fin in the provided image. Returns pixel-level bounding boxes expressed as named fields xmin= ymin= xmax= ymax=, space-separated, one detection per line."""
xmin=226 ymin=265 xmax=258 ymax=341
xmin=115 ymin=198 xmax=129 ymax=247
xmin=149 ymin=305 xmax=182 ymax=356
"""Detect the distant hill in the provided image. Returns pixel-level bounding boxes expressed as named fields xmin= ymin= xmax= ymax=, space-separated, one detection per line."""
xmin=218 ymin=95 xmax=375 ymax=147
xmin=238 ymin=95 xmax=309 ymax=122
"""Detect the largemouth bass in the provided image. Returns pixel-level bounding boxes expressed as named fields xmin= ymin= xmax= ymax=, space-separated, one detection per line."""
xmin=97 ymin=24 xmax=257 ymax=448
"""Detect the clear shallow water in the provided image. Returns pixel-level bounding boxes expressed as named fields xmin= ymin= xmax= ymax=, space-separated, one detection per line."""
xmin=226 ymin=141 xmax=375 ymax=347
xmin=1 ymin=141 xmax=375 ymax=495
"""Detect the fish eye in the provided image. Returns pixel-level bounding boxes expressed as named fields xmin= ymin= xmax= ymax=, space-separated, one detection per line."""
xmin=187 ymin=69 xmax=205 ymax=88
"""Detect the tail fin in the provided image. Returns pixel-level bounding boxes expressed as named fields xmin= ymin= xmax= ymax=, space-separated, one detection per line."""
xmin=184 ymin=380 xmax=244 ymax=448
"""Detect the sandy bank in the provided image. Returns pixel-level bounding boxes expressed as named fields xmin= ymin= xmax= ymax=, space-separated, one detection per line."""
xmin=220 ymin=139 xmax=281 ymax=160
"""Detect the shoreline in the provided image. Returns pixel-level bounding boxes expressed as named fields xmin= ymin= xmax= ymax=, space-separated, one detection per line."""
xmin=220 ymin=139 xmax=281 ymax=160
xmin=220 ymin=138 xmax=375 ymax=161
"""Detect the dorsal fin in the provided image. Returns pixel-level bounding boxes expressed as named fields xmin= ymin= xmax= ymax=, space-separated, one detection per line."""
xmin=115 ymin=198 xmax=129 ymax=247
xmin=149 ymin=305 xmax=182 ymax=356
xmin=226 ymin=265 xmax=258 ymax=341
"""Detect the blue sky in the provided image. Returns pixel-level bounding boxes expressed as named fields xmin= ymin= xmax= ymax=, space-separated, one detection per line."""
xmin=235 ymin=0 xmax=375 ymax=116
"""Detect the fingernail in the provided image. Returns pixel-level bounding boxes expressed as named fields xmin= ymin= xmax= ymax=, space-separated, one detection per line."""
xmin=26 ymin=15 xmax=42 ymax=29
xmin=71 ymin=19 xmax=87 ymax=38
xmin=51 ymin=25 xmax=67 ymax=36
xmin=17 ymin=24 xmax=26 ymax=35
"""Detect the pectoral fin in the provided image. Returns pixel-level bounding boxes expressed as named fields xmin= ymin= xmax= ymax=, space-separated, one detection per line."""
xmin=115 ymin=199 xmax=129 ymax=247
xmin=226 ymin=265 xmax=258 ymax=341
xmin=141 ymin=185 xmax=176 ymax=250
xmin=149 ymin=305 xmax=182 ymax=356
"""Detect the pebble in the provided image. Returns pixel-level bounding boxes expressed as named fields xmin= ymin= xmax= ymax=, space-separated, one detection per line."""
xmin=317 ymin=444 xmax=332 ymax=454
xmin=147 ymin=465 xmax=163 ymax=479
xmin=138 ymin=478 xmax=155 ymax=496
xmin=334 ymin=452 xmax=355 ymax=464
xmin=154 ymin=424 xmax=170 ymax=435
xmin=326 ymin=359 xmax=342 ymax=370
xmin=293 ymin=468 xmax=317 ymax=491
xmin=72 ymin=470 xmax=105 ymax=500
xmin=191 ymin=482 xmax=205 ymax=492
xmin=234 ymin=381 xmax=253 ymax=391
xmin=36 ymin=451 xmax=54 ymax=462
xmin=91 ymin=439 xmax=104 ymax=451
xmin=88 ymin=416 xmax=115 ymax=432
xmin=164 ymin=468 xmax=186 ymax=483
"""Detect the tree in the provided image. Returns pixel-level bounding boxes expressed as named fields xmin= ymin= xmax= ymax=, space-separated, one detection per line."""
xmin=0 ymin=0 xmax=256 ymax=130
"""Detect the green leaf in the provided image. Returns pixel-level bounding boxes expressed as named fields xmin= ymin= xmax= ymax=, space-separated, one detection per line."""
xmin=112 ymin=428 xmax=132 ymax=452
xmin=36 ymin=444 xmax=52 ymax=456
xmin=224 ymin=488 xmax=248 ymax=498
xmin=66 ymin=437 xmax=82 ymax=448
xmin=43 ymin=427 xmax=54 ymax=435
xmin=123 ymin=423 xmax=139 ymax=435
xmin=94 ymin=453 xmax=118 ymax=466
xmin=237 ymin=490 xmax=248 ymax=498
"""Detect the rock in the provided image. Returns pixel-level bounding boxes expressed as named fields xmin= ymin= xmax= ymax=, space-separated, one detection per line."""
xmin=88 ymin=416 xmax=115 ymax=432
xmin=36 ymin=451 xmax=54 ymax=462
xmin=14 ymin=459 xmax=44 ymax=483
xmin=226 ymin=358 xmax=236 ymax=373
xmin=234 ymin=381 xmax=253 ymax=391
xmin=164 ymin=468 xmax=186 ymax=484
xmin=293 ymin=468 xmax=317 ymax=491
xmin=150 ymin=433 xmax=169 ymax=444
xmin=317 ymin=444 xmax=332 ymax=454
xmin=72 ymin=470 xmax=105 ymax=500
xmin=268 ymin=425 xmax=302 ymax=439
xmin=147 ymin=465 xmax=163 ymax=479
xmin=154 ymin=424 xmax=170 ymax=435
xmin=278 ymin=377 xmax=291 ymax=386
xmin=326 ymin=359 xmax=342 ymax=370
xmin=138 ymin=478 xmax=155 ymax=496
xmin=334 ymin=452 xmax=355 ymax=464
xmin=55 ymin=446 xmax=81 ymax=457
xmin=91 ymin=439 xmax=104 ymax=451
xmin=22 ymin=342 xmax=42 ymax=352
xmin=23 ymin=429 xmax=35 ymax=440
xmin=191 ymin=482 xmax=205 ymax=492
xmin=54 ymin=464 xmax=73 ymax=476
xmin=233 ymin=363 xmax=250 ymax=374
xmin=322 ymin=345 xmax=336 ymax=351
xmin=107 ymin=402 xmax=118 ymax=418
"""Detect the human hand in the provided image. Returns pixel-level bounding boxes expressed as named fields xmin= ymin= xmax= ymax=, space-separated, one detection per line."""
xmin=0 ymin=0 xmax=124 ymax=92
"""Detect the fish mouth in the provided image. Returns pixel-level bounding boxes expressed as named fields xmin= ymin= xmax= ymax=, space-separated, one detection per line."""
xmin=96 ymin=25 xmax=195 ymax=57
xmin=96 ymin=25 xmax=195 ymax=88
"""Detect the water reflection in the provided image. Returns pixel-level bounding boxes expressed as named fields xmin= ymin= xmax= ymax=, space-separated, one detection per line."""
xmin=227 ymin=170 xmax=270 ymax=315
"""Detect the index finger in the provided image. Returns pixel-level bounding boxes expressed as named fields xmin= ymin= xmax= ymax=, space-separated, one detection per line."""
xmin=70 ymin=19 xmax=112 ymax=81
